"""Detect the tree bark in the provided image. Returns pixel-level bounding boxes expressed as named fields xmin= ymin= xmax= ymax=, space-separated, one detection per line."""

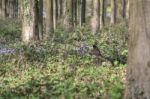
xmin=38 ymin=0 xmax=43 ymax=40
xmin=1 ymin=0 xmax=7 ymax=18
xmin=81 ymin=0 xmax=86 ymax=26
xmin=110 ymin=0 xmax=117 ymax=25
xmin=124 ymin=0 xmax=150 ymax=99
xmin=90 ymin=0 xmax=100 ymax=34
xmin=100 ymin=0 xmax=106 ymax=29
xmin=45 ymin=0 xmax=54 ymax=39
xmin=22 ymin=0 xmax=39 ymax=42
xmin=122 ymin=0 xmax=126 ymax=19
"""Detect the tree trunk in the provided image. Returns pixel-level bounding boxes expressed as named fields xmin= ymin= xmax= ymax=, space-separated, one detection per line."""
xmin=1 ymin=0 xmax=7 ymax=18
xmin=62 ymin=0 xmax=66 ymax=27
xmin=90 ymin=0 xmax=100 ymax=34
xmin=100 ymin=0 xmax=106 ymax=29
xmin=77 ymin=0 xmax=81 ymax=26
xmin=126 ymin=0 xmax=129 ymax=20
xmin=45 ymin=0 xmax=54 ymax=39
xmin=0 ymin=0 xmax=2 ymax=18
xmin=73 ymin=0 xmax=77 ymax=26
xmin=7 ymin=0 xmax=18 ymax=18
xmin=22 ymin=0 xmax=39 ymax=43
xmin=122 ymin=0 xmax=126 ymax=19
xmin=64 ymin=0 xmax=73 ymax=32
xmin=38 ymin=0 xmax=43 ymax=40
xmin=110 ymin=0 xmax=117 ymax=25
xmin=124 ymin=0 xmax=150 ymax=99
xmin=81 ymin=0 xmax=86 ymax=26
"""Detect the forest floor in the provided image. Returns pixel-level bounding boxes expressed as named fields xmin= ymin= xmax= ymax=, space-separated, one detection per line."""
xmin=0 ymin=19 xmax=127 ymax=99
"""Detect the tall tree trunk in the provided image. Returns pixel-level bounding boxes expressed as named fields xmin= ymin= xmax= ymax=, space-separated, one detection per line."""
xmin=110 ymin=0 xmax=117 ymax=25
xmin=59 ymin=0 xmax=63 ymax=17
xmin=100 ymin=0 xmax=106 ymax=29
xmin=22 ymin=0 xmax=39 ymax=42
xmin=32 ymin=0 xmax=39 ymax=40
xmin=0 ymin=0 xmax=2 ymax=18
xmin=54 ymin=0 xmax=59 ymax=29
xmin=70 ymin=0 xmax=74 ymax=27
xmin=81 ymin=0 xmax=86 ymax=26
xmin=64 ymin=0 xmax=73 ymax=32
xmin=45 ymin=0 xmax=54 ymax=39
xmin=90 ymin=0 xmax=100 ymax=34
xmin=91 ymin=0 xmax=94 ymax=16
xmin=62 ymin=0 xmax=66 ymax=27
xmin=77 ymin=0 xmax=81 ymax=26
xmin=126 ymin=0 xmax=129 ymax=20
xmin=122 ymin=0 xmax=126 ymax=19
xmin=124 ymin=0 xmax=150 ymax=99
xmin=73 ymin=0 xmax=77 ymax=26
xmin=1 ymin=0 xmax=7 ymax=18
xmin=38 ymin=0 xmax=43 ymax=40
xmin=7 ymin=0 xmax=17 ymax=18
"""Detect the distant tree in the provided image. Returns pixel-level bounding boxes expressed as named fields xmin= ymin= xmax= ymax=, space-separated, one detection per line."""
xmin=77 ymin=0 xmax=81 ymax=26
xmin=7 ymin=0 xmax=19 ymax=18
xmin=0 ymin=0 xmax=7 ymax=18
xmin=122 ymin=0 xmax=126 ymax=19
xmin=68 ymin=0 xmax=75 ymax=28
xmin=45 ymin=0 xmax=54 ymax=39
xmin=0 ymin=0 xmax=2 ymax=17
xmin=90 ymin=0 xmax=94 ymax=16
xmin=60 ymin=0 xmax=66 ymax=28
xmin=100 ymin=0 xmax=106 ymax=29
xmin=126 ymin=0 xmax=129 ymax=20
xmin=22 ymin=0 xmax=39 ymax=42
xmin=63 ymin=0 xmax=73 ymax=32
xmin=38 ymin=0 xmax=43 ymax=40
xmin=110 ymin=0 xmax=117 ymax=25
xmin=73 ymin=0 xmax=77 ymax=26
xmin=124 ymin=0 xmax=150 ymax=98
xmin=90 ymin=0 xmax=100 ymax=34
xmin=81 ymin=0 xmax=86 ymax=26
xmin=53 ymin=0 xmax=58 ymax=29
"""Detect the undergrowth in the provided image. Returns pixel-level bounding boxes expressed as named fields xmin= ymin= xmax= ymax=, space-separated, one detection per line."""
xmin=0 ymin=19 xmax=127 ymax=99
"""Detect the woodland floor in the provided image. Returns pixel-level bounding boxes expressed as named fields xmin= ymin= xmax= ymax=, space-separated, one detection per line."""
xmin=0 ymin=19 xmax=127 ymax=99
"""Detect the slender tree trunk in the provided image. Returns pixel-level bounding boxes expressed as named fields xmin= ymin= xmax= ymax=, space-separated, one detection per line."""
xmin=124 ymin=0 xmax=150 ymax=99
xmin=81 ymin=0 xmax=86 ymax=26
xmin=1 ymin=0 xmax=7 ymax=18
xmin=54 ymin=0 xmax=58 ymax=29
xmin=0 ymin=0 xmax=2 ymax=18
xmin=38 ymin=0 xmax=43 ymax=40
xmin=77 ymin=0 xmax=81 ymax=26
xmin=91 ymin=0 xmax=94 ymax=16
xmin=110 ymin=0 xmax=117 ymax=25
xmin=62 ymin=0 xmax=66 ymax=27
xmin=70 ymin=0 xmax=75 ymax=27
xmin=5 ymin=0 xmax=19 ymax=18
xmin=122 ymin=0 xmax=126 ymax=19
xmin=64 ymin=0 xmax=73 ymax=32
xmin=90 ymin=0 xmax=100 ymax=34
xmin=59 ymin=0 xmax=63 ymax=17
xmin=126 ymin=0 xmax=129 ymax=20
xmin=18 ymin=0 xmax=22 ymax=18
xmin=100 ymin=0 xmax=106 ymax=29
xmin=73 ymin=0 xmax=77 ymax=26
xmin=45 ymin=0 xmax=54 ymax=39
xmin=32 ymin=0 xmax=39 ymax=40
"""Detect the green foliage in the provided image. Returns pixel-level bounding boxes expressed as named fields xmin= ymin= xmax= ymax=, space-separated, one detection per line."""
xmin=0 ymin=19 xmax=127 ymax=98
xmin=97 ymin=23 xmax=128 ymax=64
xmin=0 ymin=61 xmax=126 ymax=99
xmin=0 ymin=18 xmax=21 ymax=43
